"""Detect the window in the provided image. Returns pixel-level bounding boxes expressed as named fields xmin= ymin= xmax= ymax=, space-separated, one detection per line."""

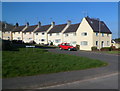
xmin=18 ymin=32 xmax=20 ymax=34
xmin=81 ymin=41 xmax=88 ymax=45
xmin=24 ymin=33 xmax=26 ymax=35
xmin=101 ymin=41 xmax=104 ymax=47
xmin=36 ymin=33 xmax=38 ymax=35
xmin=8 ymin=31 xmax=10 ymax=33
xmin=107 ymin=34 xmax=109 ymax=37
xmin=107 ymin=41 xmax=109 ymax=46
xmin=42 ymin=32 xmax=45 ymax=35
xmin=41 ymin=39 xmax=45 ymax=41
xmin=55 ymin=39 xmax=61 ymax=43
xmin=50 ymin=33 xmax=52 ymax=36
xmin=96 ymin=32 xmax=98 ymax=36
xmin=81 ymin=32 xmax=87 ymax=36
xmin=96 ymin=41 xmax=98 ymax=46
xmin=73 ymin=33 xmax=76 ymax=36
xmin=71 ymin=41 xmax=76 ymax=44
xmin=102 ymin=33 xmax=104 ymax=37
xmin=56 ymin=33 xmax=59 ymax=35
xmin=65 ymin=34 xmax=69 ymax=37
xmin=29 ymin=32 xmax=31 ymax=34
xmin=17 ymin=37 xmax=20 ymax=40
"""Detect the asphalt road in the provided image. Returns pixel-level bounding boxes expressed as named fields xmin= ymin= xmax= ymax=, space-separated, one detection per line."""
xmin=39 ymin=73 xmax=118 ymax=89
xmin=2 ymin=48 xmax=119 ymax=89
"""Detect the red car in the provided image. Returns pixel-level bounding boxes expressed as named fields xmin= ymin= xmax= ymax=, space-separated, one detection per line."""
xmin=59 ymin=43 xmax=77 ymax=51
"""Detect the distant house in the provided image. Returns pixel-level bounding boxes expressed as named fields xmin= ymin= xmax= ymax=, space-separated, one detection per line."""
xmin=48 ymin=21 xmax=71 ymax=45
xmin=2 ymin=23 xmax=14 ymax=40
xmin=63 ymin=23 xmax=80 ymax=47
xmin=34 ymin=22 xmax=52 ymax=44
xmin=111 ymin=39 xmax=120 ymax=48
xmin=22 ymin=22 xmax=39 ymax=43
xmin=12 ymin=23 xmax=27 ymax=41
xmin=76 ymin=16 xmax=112 ymax=51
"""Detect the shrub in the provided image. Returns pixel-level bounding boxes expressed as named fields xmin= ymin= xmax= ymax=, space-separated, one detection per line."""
xmin=100 ymin=47 xmax=112 ymax=51
xmin=50 ymin=42 xmax=53 ymax=45
xmin=91 ymin=46 xmax=98 ymax=51
xmin=2 ymin=40 xmax=19 ymax=51
xmin=76 ymin=45 xmax=80 ymax=50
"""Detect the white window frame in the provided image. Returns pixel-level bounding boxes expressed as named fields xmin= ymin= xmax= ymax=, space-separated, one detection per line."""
xmin=81 ymin=32 xmax=87 ymax=36
xmin=73 ymin=33 xmax=76 ymax=36
xmin=107 ymin=41 xmax=109 ymax=46
xmin=96 ymin=41 xmax=98 ymax=46
xmin=81 ymin=41 xmax=88 ymax=46
xmin=65 ymin=34 xmax=69 ymax=37
xmin=56 ymin=33 xmax=59 ymax=36
xmin=55 ymin=39 xmax=61 ymax=43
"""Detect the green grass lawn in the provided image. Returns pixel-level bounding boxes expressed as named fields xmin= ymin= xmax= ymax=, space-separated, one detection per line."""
xmin=2 ymin=48 xmax=108 ymax=78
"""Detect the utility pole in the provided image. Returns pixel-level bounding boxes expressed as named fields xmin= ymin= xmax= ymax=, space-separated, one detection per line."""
xmin=99 ymin=19 xmax=101 ymax=51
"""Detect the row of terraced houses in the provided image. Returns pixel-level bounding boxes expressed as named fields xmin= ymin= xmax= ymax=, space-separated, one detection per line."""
xmin=1 ymin=16 xmax=112 ymax=51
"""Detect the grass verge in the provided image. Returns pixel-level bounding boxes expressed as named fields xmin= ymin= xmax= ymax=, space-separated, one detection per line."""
xmin=2 ymin=48 xmax=108 ymax=78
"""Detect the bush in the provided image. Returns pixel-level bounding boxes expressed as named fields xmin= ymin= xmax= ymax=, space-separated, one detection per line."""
xmin=76 ymin=45 xmax=80 ymax=50
xmin=50 ymin=42 xmax=53 ymax=45
xmin=100 ymin=47 xmax=112 ymax=51
xmin=2 ymin=40 xmax=19 ymax=51
xmin=91 ymin=46 xmax=98 ymax=51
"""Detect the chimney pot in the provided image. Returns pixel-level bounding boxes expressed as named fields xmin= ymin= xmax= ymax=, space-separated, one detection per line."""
xmin=51 ymin=21 xmax=55 ymax=27
xmin=15 ymin=23 xmax=19 ymax=27
xmin=67 ymin=20 xmax=71 ymax=26
xmin=38 ymin=21 xmax=41 ymax=28
xmin=26 ymin=22 xmax=29 ymax=27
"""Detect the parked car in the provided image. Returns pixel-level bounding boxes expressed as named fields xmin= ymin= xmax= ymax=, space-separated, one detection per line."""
xmin=59 ymin=43 xmax=77 ymax=51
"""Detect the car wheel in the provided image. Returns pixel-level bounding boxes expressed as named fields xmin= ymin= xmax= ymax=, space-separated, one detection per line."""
xmin=68 ymin=48 xmax=71 ymax=51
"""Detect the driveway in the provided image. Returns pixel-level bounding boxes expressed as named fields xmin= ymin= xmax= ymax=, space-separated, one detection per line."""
xmin=2 ymin=48 xmax=118 ymax=89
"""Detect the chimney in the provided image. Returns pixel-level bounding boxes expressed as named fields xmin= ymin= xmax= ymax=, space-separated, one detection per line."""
xmin=38 ymin=21 xmax=41 ymax=28
xmin=26 ymin=22 xmax=29 ymax=27
xmin=5 ymin=23 xmax=7 ymax=29
xmin=51 ymin=21 xmax=55 ymax=27
xmin=67 ymin=20 xmax=71 ymax=26
xmin=15 ymin=23 xmax=19 ymax=27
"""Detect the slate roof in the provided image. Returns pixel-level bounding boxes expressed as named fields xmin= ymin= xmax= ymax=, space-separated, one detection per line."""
xmin=2 ymin=24 xmax=14 ymax=32
xmin=48 ymin=24 xmax=67 ymax=33
xmin=35 ymin=25 xmax=51 ymax=32
xmin=64 ymin=23 xmax=80 ymax=33
xmin=23 ymin=25 xmax=38 ymax=32
xmin=12 ymin=26 xmax=26 ymax=32
xmin=85 ymin=17 xmax=112 ymax=34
